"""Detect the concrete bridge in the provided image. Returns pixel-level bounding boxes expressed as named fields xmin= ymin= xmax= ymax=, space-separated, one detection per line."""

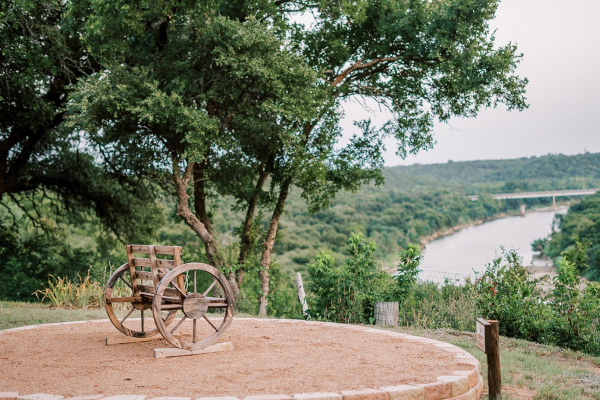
xmin=468 ymin=188 xmax=600 ymax=215
xmin=467 ymin=188 xmax=600 ymax=202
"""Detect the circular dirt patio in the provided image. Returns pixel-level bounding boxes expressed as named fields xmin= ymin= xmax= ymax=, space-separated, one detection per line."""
xmin=0 ymin=318 xmax=482 ymax=399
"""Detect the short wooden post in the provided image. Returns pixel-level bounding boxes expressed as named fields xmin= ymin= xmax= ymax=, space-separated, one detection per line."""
xmin=486 ymin=320 xmax=501 ymax=400
xmin=477 ymin=318 xmax=501 ymax=400
xmin=374 ymin=302 xmax=399 ymax=326
xmin=296 ymin=272 xmax=309 ymax=317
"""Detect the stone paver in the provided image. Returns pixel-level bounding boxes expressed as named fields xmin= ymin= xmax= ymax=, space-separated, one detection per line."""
xmin=380 ymin=385 xmax=425 ymax=400
xmin=244 ymin=395 xmax=292 ymax=400
xmin=436 ymin=376 xmax=468 ymax=397
xmin=420 ymin=381 xmax=452 ymax=400
xmin=293 ymin=393 xmax=342 ymax=400
xmin=100 ymin=396 xmax=146 ymax=400
xmin=18 ymin=394 xmax=63 ymax=400
xmin=341 ymin=389 xmax=389 ymax=400
xmin=196 ymin=397 xmax=238 ymax=400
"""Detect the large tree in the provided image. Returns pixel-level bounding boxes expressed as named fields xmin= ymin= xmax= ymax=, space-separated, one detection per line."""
xmin=0 ymin=0 xmax=162 ymax=241
xmin=67 ymin=0 xmax=527 ymax=315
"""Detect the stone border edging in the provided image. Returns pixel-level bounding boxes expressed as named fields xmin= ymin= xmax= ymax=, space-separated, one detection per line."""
xmin=0 ymin=318 xmax=483 ymax=400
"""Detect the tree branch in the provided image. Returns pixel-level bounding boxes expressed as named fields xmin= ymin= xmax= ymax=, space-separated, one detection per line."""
xmin=330 ymin=57 xmax=398 ymax=88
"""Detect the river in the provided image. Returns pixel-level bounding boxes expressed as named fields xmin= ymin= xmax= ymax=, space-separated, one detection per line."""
xmin=420 ymin=208 xmax=565 ymax=276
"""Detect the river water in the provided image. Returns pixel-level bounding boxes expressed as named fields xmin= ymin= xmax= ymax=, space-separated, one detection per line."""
xmin=420 ymin=209 xmax=565 ymax=276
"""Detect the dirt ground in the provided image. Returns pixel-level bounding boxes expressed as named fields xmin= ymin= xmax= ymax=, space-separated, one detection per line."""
xmin=0 ymin=319 xmax=472 ymax=398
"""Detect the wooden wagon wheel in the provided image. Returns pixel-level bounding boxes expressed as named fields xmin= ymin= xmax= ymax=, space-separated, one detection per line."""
xmin=105 ymin=263 xmax=177 ymax=338
xmin=152 ymin=262 xmax=234 ymax=351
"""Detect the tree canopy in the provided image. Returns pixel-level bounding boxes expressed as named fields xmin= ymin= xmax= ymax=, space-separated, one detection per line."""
xmin=3 ymin=0 xmax=528 ymax=314
xmin=0 ymin=0 xmax=162 ymax=241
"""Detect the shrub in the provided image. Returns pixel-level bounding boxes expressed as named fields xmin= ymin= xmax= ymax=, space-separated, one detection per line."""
xmin=307 ymin=233 xmax=389 ymax=324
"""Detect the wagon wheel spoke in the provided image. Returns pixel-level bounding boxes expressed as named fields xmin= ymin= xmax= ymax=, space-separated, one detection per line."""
xmin=194 ymin=270 xmax=197 ymax=292
xmin=193 ymin=319 xmax=197 ymax=343
xmin=169 ymin=316 xmax=187 ymax=334
xmin=169 ymin=281 xmax=188 ymax=299
xmin=118 ymin=275 xmax=133 ymax=290
xmin=160 ymin=303 xmax=183 ymax=310
xmin=162 ymin=310 xmax=177 ymax=322
xmin=120 ymin=307 xmax=135 ymax=325
xmin=203 ymin=315 xmax=219 ymax=332
xmin=203 ymin=279 xmax=217 ymax=296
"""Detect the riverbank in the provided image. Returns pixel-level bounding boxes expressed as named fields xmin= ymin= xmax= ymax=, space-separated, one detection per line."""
xmin=417 ymin=207 xmax=569 ymax=275
xmin=418 ymin=203 xmax=570 ymax=251
xmin=418 ymin=213 xmax=512 ymax=248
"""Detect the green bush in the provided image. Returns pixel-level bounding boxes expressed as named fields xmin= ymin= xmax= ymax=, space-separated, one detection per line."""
xmin=307 ymin=234 xmax=426 ymax=324
xmin=470 ymin=249 xmax=551 ymax=342
xmin=0 ymin=227 xmax=99 ymax=301
xmin=471 ymin=241 xmax=600 ymax=355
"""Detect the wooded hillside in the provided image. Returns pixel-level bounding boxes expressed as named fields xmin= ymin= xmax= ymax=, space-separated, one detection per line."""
xmin=2 ymin=152 xmax=599 ymax=301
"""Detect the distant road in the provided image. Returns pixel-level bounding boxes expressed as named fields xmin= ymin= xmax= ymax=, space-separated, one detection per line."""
xmin=468 ymin=188 xmax=600 ymax=201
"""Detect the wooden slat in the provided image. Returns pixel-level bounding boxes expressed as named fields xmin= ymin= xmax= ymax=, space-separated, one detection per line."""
xmin=137 ymin=284 xmax=179 ymax=298
xmin=105 ymin=335 xmax=161 ymax=346
xmin=207 ymin=302 xmax=228 ymax=308
xmin=153 ymin=342 xmax=233 ymax=359
xmin=149 ymin=246 xmax=160 ymax=288
xmin=130 ymin=245 xmax=150 ymax=254
xmin=132 ymin=257 xmax=151 ymax=267
xmin=157 ymin=259 xmax=176 ymax=269
xmin=154 ymin=245 xmax=181 ymax=256
xmin=135 ymin=270 xmax=166 ymax=281
xmin=106 ymin=296 xmax=143 ymax=303
xmin=126 ymin=245 xmax=140 ymax=297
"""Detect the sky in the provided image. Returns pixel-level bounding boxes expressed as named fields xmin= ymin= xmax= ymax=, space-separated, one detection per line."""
xmin=339 ymin=0 xmax=600 ymax=166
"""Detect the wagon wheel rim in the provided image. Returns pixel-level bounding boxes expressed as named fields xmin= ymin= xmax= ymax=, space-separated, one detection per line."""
xmin=152 ymin=262 xmax=234 ymax=350
xmin=105 ymin=263 xmax=176 ymax=338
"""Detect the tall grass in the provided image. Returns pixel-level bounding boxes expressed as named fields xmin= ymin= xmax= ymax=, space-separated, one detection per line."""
xmin=399 ymin=282 xmax=478 ymax=332
xmin=34 ymin=272 xmax=105 ymax=309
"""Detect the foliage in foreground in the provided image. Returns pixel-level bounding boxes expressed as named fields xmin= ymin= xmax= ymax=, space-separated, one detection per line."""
xmin=307 ymin=234 xmax=422 ymax=324
xmin=308 ymin=235 xmax=600 ymax=356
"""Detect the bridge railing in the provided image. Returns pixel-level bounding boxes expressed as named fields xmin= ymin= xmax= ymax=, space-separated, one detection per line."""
xmin=417 ymin=269 xmax=474 ymax=286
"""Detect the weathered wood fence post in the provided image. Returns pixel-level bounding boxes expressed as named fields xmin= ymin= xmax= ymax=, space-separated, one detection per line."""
xmin=374 ymin=302 xmax=399 ymax=326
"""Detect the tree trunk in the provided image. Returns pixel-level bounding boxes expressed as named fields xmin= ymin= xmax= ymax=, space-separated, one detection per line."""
xmin=190 ymin=161 xmax=241 ymax=299
xmin=173 ymin=162 xmax=221 ymax=266
xmin=258 ymin=180 xmax=290 ymax=316
xmin=237 ymin=156 xmax=273 ymax=287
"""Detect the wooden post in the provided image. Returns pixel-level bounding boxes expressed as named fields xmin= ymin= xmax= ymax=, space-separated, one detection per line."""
xmin=374 ymin=302 xmax=399 ymax=326
xmin=296 ymin=272 xmax=309 ymax=317
xmin=476 ymin=318 xmax=501 ymax=399
xmin=486 ymin=320 xmax=501 ymax=400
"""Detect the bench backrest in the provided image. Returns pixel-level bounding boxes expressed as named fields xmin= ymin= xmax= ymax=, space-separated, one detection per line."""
xmin=126 ymin=245 xmax=183 ymax=298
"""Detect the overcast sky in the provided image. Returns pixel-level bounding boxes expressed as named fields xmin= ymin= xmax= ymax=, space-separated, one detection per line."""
xmin=339 ymin=0 xmax=600 ymax=166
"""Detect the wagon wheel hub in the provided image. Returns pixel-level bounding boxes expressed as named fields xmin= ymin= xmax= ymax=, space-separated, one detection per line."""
xmin=182 ymin=293 xmax=209 ymax=319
